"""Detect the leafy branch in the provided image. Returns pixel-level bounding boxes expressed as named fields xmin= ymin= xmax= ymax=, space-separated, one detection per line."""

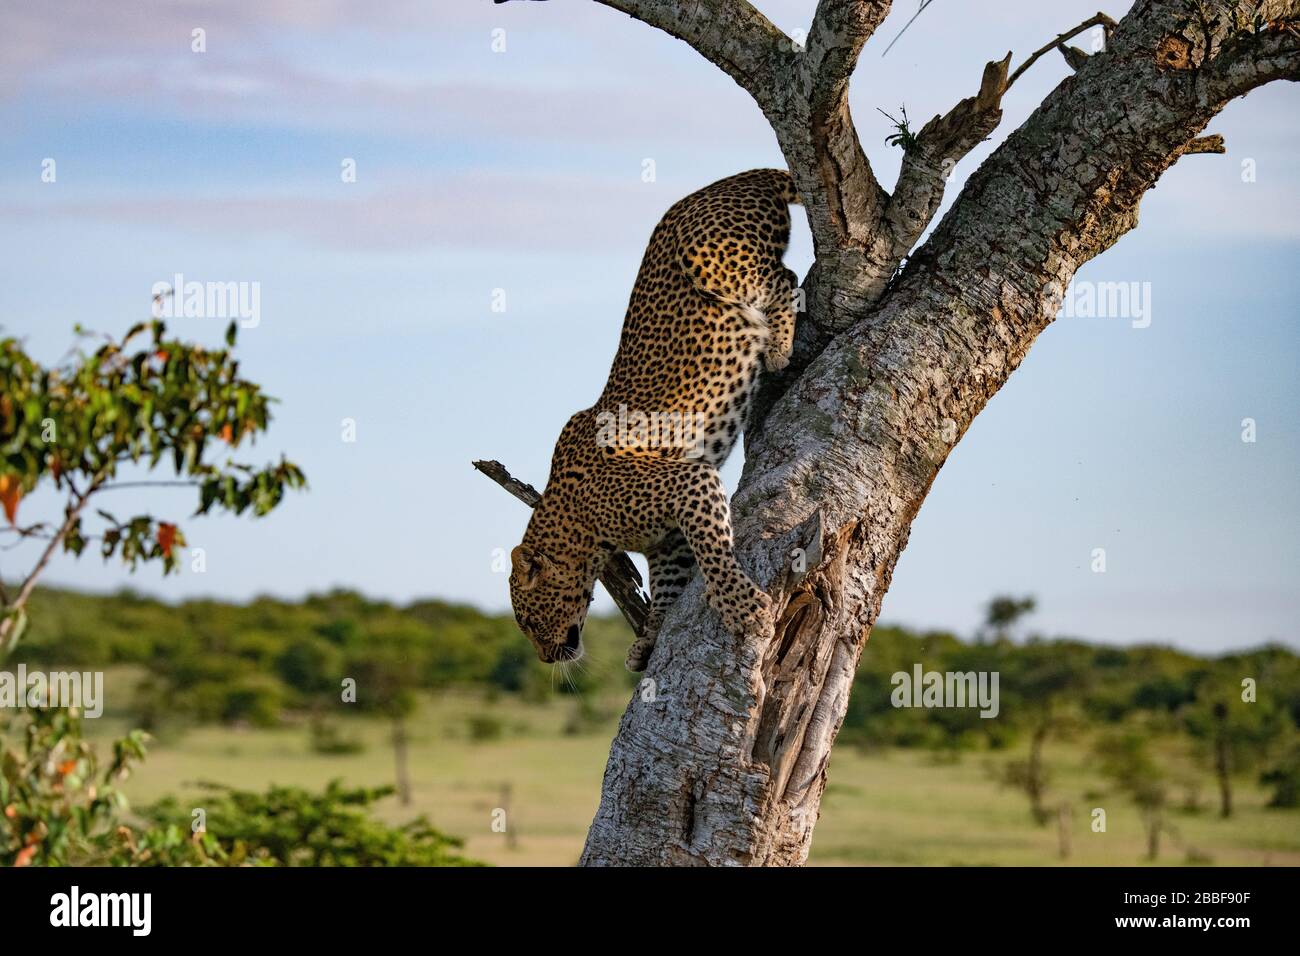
xmin=0 ymin=319 xmax=306 ymax=655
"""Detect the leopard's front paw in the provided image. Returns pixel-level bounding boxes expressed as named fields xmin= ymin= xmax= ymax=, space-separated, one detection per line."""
xmin=763 ymin=350 xmax=791 ymax=373
xmin=625 ymin=635 xmax=656 ymax=672
xmin=720 ymin=587 xmax=774 ymax=643
xmin=625 ymin=619 xmax=660 ymax=672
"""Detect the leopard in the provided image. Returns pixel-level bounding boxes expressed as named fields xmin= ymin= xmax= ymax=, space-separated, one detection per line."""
xmin=509 ymin=168 xmax=801 ymax=672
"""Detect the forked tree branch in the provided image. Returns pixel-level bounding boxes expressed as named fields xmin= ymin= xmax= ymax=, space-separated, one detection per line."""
xmin=796 ymin=7 xmax=1131 ymax=332
xmin=882 ymin=12 xmax=1119 ymax=279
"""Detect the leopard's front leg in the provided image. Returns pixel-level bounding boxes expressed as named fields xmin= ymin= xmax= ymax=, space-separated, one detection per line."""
xmin=671 ymin=465 xmax=773 ymax=645
xmin=761 ymin=266 xmax=798 ymax=373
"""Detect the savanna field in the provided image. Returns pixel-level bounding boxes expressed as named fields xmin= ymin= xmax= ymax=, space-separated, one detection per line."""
xmin=87 ymin=684 xmax=1300 ymax=867
xmin=6 ymin=587 xmax=1299 ymax=866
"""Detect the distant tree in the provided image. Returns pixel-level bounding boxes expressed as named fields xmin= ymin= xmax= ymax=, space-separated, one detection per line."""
xmin=1095 ymin=730 xmax=1170 ymax=861
xmin=349 ymin=633 xmax=426 ymax=805
xmin=980 ymin=595 xmax=1036 ymax=643
xmin=998 ymin=639 xmax=1090 ymax=826
xmin=0 ymin=320 xmax=305 ymax=655
xmin=1184 ymin=694 xmax=1287 ymax=818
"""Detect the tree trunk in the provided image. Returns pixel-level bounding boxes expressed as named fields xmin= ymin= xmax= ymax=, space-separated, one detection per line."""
xmin=1028 ymin=723 xmax=1050 ymax=826
xmin=392 ymin=717 xmax=412 ymax=807
xmin=495 ymin=0 xmax=1300 ymax=866
xmin=1145 ymin=812 xmax=1162 ymax=862
xmin=1215 ymin=727 xmax=1233 ymax=818
xmin=501 ymin=782 xmax=519 ymax=851
xmin=1056 ymin=803 xmax=1072 ymax=860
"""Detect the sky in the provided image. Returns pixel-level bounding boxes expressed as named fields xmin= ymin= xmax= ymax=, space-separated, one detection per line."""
xmin=0 ymin=1 xmax=1296 ymax=653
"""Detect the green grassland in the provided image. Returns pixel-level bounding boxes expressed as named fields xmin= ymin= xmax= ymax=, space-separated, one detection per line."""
xmin=85 ymin=672 xmax=1300 ymax=867
xmin=19 ymin=588 xmax=1297 ymax=867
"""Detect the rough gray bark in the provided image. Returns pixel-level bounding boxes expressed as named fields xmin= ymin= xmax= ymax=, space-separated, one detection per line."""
xmin=499 ymin=0 xmax=1300 ymax=866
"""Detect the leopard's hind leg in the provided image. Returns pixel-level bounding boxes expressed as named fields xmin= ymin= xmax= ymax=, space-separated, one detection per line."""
xmin=625 ymin=529 xmax=696 ymax=672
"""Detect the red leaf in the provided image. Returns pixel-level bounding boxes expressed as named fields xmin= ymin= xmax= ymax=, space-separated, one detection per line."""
xmin=157 ymin=522 xmax=177 ymax=558
xmin=0 ymin=475 xmax=21 ymax=525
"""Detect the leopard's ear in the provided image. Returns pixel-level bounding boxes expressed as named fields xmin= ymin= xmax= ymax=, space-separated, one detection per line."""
xmin=511 ymin=545 xmax=551 ymax=590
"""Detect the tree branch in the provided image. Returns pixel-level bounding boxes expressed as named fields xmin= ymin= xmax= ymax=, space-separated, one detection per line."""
xmin=918 ymin=0 xmax=1300 ymax=308
xmin=96 ymin=480 xmax=202 ymax=492
xmin=804 ymin=0 xmax=892 ymax=115
xmin=598 ymin=0 xmax=793 ymax=113
xmin=799 ymin=9 xmax=1122 ymax=334
xmin=882 ymin=12 xmax=1118 ymax=278
xmin=880 ymin=0 xmax=936 ymax=57
xmin=884 ymin=53 xmax=1010 ymax=258
xmin=472 ymin=460 xmax=649 ymax=636
xmin=794 ymin=0 xmax=894 ymax=241
xmin=0 ymin=475 xmax=103 ymax=656
xmin=1195 ymin=13 xmax=1300 ymax=103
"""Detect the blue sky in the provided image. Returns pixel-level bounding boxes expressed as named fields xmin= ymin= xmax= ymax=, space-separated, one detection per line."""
xmin=0 ymin=1 xmax=1296 ymax=652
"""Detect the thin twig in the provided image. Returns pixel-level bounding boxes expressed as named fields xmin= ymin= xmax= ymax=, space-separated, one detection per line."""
xmin=1005 ymin=12 xmax=1117 ymax=91
xmin=882 ymin=0 xmax=937 ymax=57
xmin=96 ymin=480 xmax=201 ymax=492
xmin=472 ymin=459 xmax=649 ymax=636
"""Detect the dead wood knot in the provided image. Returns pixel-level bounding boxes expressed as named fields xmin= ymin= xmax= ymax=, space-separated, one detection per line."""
xmin=1155 ymin=35 xmax=1193 ymax=70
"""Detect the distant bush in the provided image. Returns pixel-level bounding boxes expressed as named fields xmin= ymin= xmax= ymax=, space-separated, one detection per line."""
xmin=219 ymin=674 xmax=286 ymax=727
xmin=467 ymin=714 xmax=505 ymax=742
xmin=1262 ymin=746 xmax=1300 ymax=808
xmin=309 ymin=719 xmax=366 ymax=756
xmin=563 ymin=697 xmax=618 ymax=736
xmin=136 ymin=782 xmax=478 ymax=867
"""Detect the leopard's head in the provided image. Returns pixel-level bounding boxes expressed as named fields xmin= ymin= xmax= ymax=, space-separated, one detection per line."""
xmin=509 ymin=514 xmax=602 ymax=664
